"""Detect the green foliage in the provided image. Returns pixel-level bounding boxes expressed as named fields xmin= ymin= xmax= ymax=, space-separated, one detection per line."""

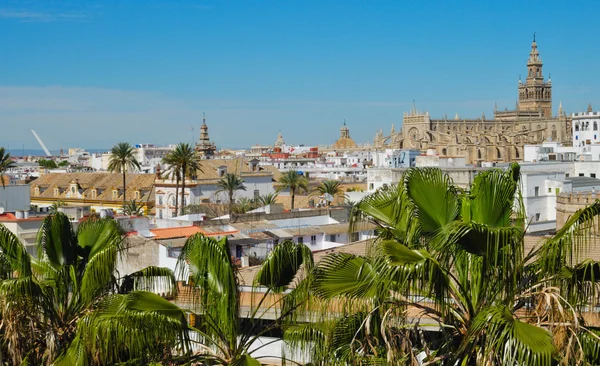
xmin=0 ymin=213 xmax=182 ymax=365
xmin=176 ymin=235 xmax=312 ymax=364
xmin=108 ymin=142 xmax=141 ymax=206
xmin=0 ymin=147 xmax=15 ymax=188
xmin=277 ymin=170 xmax=309 ymax=209
xmin=291 ymin=165 xmax=600 ymax=365
xmin=216 ymin=173 xmax=246 ymax=215
xmin=38 ymin=158 xmax=58 ymax=169
xmin=122 ymin=199 xmax=144 ymax=216
xmin=162 ymin=143 xmax=201 ymax=216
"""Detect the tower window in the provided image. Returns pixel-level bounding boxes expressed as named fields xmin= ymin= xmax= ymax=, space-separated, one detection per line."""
xmin=594 ymin=122 xmax=598 ymax=131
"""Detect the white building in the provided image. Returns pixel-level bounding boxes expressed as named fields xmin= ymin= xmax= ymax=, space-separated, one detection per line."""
xmin=154 ymin=158 xmax=276 ymax=219
xmin=135 ymin=144 xmax=176 ymax=173
xmin=572 ymin=104 xmax=600 ymax=148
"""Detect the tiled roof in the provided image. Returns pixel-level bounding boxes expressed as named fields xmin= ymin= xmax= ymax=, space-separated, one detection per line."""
xmin=30 ymin=172 xmax=155 ymax=203
xmin=0 ymin=213 xmax=45 ymax=222
xmin=195 ymin=158 xmax=272 ymax=181
xmin=149 ymin=226 xmax=204 ymax=239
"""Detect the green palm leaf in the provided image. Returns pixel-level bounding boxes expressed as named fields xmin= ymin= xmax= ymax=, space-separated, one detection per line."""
xmin=311 ymin=253 xmax=380 ymax=299
xmin=404 ymin=167 xmax=459 ymax=234
xmin=36 ymin=213 xmax=77 ymax=267
xmin=459 ymin=305 xmax=554 ymax=365
xmin=0 ymin=223 xmax=32 ymax=276
xmin=254 ymin=240 xmax=313 ymax=292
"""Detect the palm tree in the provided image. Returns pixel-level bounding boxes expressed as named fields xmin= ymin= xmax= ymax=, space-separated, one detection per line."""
xmin=276 ymin=170 xmax=309 ymax=210
xmin=259 ymin=192 xmax=279 ymax=206
xmin=233 ymin=197 xmax=256 ymax=214
xmin=0 ymin=147 xmax=15 ymax=189
xmin=176 ymin=235 xmax=313 ymax=364
xmin=216 ymin=173 xmax=246 ymax=215
xmin=0 ymin=213 xmax=187 ymax=364
xmin=107 ymin=142 xmax=141 ymax=208
xmin=163 ymin=143 xmax=201 ymax=217
xmin=122 ymin=199 xmax=144 ymax=216
xmin=287 ymin=164 xmax=600 ymax=365
xmin=312 ymin=179 xmax=346 ymax=206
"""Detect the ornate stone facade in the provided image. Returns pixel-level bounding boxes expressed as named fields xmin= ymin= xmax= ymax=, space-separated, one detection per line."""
xmin=374 ymin=38 xmax=571 ymax=164
xmin=195 ymin=115 xmax=217 ymax=158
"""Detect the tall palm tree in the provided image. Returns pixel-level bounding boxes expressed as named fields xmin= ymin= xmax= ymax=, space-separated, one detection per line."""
xmin=163 ymin=143 xmax=201 ymax=216
xmin=0 ymin=147 xmax=15 ymax=189
xmin=216 ymin=173 xmax=246 ymax=215
xmin=277 ymin=170 xmax=309 ymax=210
xmin=287 ymin=164 xmax=600 ymax=365
xmin=312 ymin=179 xmax=346 ymax=206
xmin=176 ymin=235 xmax=313 ymax=364
xmin=0 ymin=213 xmax=186 ymax=365
xmin=107 ymin=142 xmax=141 ymax=209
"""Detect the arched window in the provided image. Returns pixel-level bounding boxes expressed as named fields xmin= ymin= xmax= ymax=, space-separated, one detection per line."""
xmin=536 ymin=68 xmax=540 ymax=76
xmin=551 ymin=125 xmax=557 ymax=140
xmin=496 ymin=148 xmax=502 ymax=159
xmin=442 ymin=148 xmax=448 ymax=155
xmin=529 ymin=69 xmax=532 ymax=77
xmin=477 ymin=149 xmax=482 ymax=160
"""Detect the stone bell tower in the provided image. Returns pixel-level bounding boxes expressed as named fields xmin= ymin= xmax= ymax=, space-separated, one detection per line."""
xmin=518 ymin=34 xmax=552 ymax=117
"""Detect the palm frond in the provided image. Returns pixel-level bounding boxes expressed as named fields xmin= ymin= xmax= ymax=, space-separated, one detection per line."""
xmin=0 ymin=223 xmax=32 ymax=276
xmin=254 ymin=240 xmax=313 ymax=292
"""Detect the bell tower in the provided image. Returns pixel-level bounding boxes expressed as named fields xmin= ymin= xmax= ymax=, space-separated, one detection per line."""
xmin=517 ymin=34 xmax=552 ymax=117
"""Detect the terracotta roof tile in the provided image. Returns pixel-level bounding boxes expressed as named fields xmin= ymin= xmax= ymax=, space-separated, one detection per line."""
xmin=149 ymin=226 xmax=204 ymax=239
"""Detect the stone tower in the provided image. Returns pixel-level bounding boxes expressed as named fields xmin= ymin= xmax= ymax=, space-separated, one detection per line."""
xmin=195 ymin=115 xmax=216 ymax=158
xmin=518 ymin=35 xmax=552 ymax=117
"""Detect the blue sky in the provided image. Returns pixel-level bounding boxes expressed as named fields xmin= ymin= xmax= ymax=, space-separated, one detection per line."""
xmin=1 ymin=0 xmax=599 ymax=151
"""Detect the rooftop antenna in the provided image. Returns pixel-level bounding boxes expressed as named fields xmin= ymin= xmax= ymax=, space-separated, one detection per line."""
xmin=31 ymin=130 xmax=51 ymax=157
xmin=191 ymin=125 xmax=195 ymax=145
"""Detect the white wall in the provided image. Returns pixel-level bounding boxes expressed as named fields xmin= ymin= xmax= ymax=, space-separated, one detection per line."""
xmin=0 ymin=185 xmax=30 ymax=212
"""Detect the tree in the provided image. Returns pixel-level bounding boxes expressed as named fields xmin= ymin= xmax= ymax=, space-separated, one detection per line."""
xmin=232 ymin=197 xmax=256 ymax=214
xmin=312 ymin=179 xmax=346 ymax=206
xmin=0 ymin=147 xmax=15 ymax=189
xmin=216 ymin=173 xmax=246 ymax=215
xmin=107 ymin=142 xmax=141 ymax=208
xmin=289 ymin=164 xmax=600 ymax=365
xmin=163 ymin=143 xmax=201 ymax=216
xmin=258 ymin=192 xmax=279 ymax=206
xmin=276 ymin=170 xmax=309 ymax=210
xmin=176 ymin=235 xmax=313 ymax=364
xmin=0 ymin=213 xmax=186 ymax=365
xmin=122 ymin=199 xmax=144 ymax=216
xmin=37 ymin=158 xmax=58 ymax=169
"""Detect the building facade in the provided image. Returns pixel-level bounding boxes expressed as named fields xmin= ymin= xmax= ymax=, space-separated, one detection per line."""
xmin=374 ymin=38 xmax=571 ymax=164
xmin=572 ymin=104 xmax=600 ymax=147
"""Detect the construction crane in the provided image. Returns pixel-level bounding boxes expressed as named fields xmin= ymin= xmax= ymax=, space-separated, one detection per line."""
xmin=31 ymin=130 xmax=52 ymax=157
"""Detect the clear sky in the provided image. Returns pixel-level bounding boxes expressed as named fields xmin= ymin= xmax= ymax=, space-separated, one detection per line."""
xmin=1 ymin=0 xmax=599 ymax=151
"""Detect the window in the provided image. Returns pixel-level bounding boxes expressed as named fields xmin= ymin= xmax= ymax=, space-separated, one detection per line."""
xmin=273 ymin=239 xmax=279 ymax=246
xmin=595 ymin=122 xmax=598 ymax=131
xmin=310 ymin=235 xmax=317 ymax=245
xmin=535 ymin=213 xmax=541 ymax=222
xmin=329 ymin=234 xmax=336 ymax=242
xmin=534 ymin=187 xmax=539 ymax=197
xmin=579 ymin=173 xmax=585 ymax=177
xmin=135 ymin=191 xmax=140 ymax=200
xmin=254 ymin=189 xmax=260 ymax=200
xmin=592 ymin=173 xmax=597 ymax=178
xmin=369 ymin=183 xmax=374 ymax=190
xmin=91 ymin=189 xmax=97 ymax=198
xmin=54 ymin=188 xmax=59 ymax=197
xmin=566 ymin=173 xmax=570 ymax=178
xmin=168 ymin=247 xmax=182 ymax=258
xmin=158 ymin=195 xmax=163 ymax=205
xmin=555 ymin=188 xmax=560 ymax=195
xmin=297 ymin=237 xmax=303 ymax=244
xmin=71 ymin=186 xmax=75 ymax=194
xmin=351 ymin=232 xmax=360 ymax=242
xmin=158 ymin=210 xmax=163 ymax=219
xmin=112 ymin=190 xmax=118 ymax=199
xmin=548 ymin=188 xmax=551 ymax=193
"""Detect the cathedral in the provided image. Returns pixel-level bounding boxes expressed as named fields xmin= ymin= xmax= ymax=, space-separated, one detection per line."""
xmin=374 ymin=37 xmax=571 ymax=164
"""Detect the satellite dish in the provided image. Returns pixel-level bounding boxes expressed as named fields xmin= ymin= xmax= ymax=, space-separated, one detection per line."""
xmin=0 ymin=207 xmax=5 ymax=214
xmin=324 ymin=193 xmax=334 ymax=202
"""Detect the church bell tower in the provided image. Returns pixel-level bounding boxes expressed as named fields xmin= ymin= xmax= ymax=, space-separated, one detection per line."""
xmin=517 ymin=34 xmax=552 ymax=117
